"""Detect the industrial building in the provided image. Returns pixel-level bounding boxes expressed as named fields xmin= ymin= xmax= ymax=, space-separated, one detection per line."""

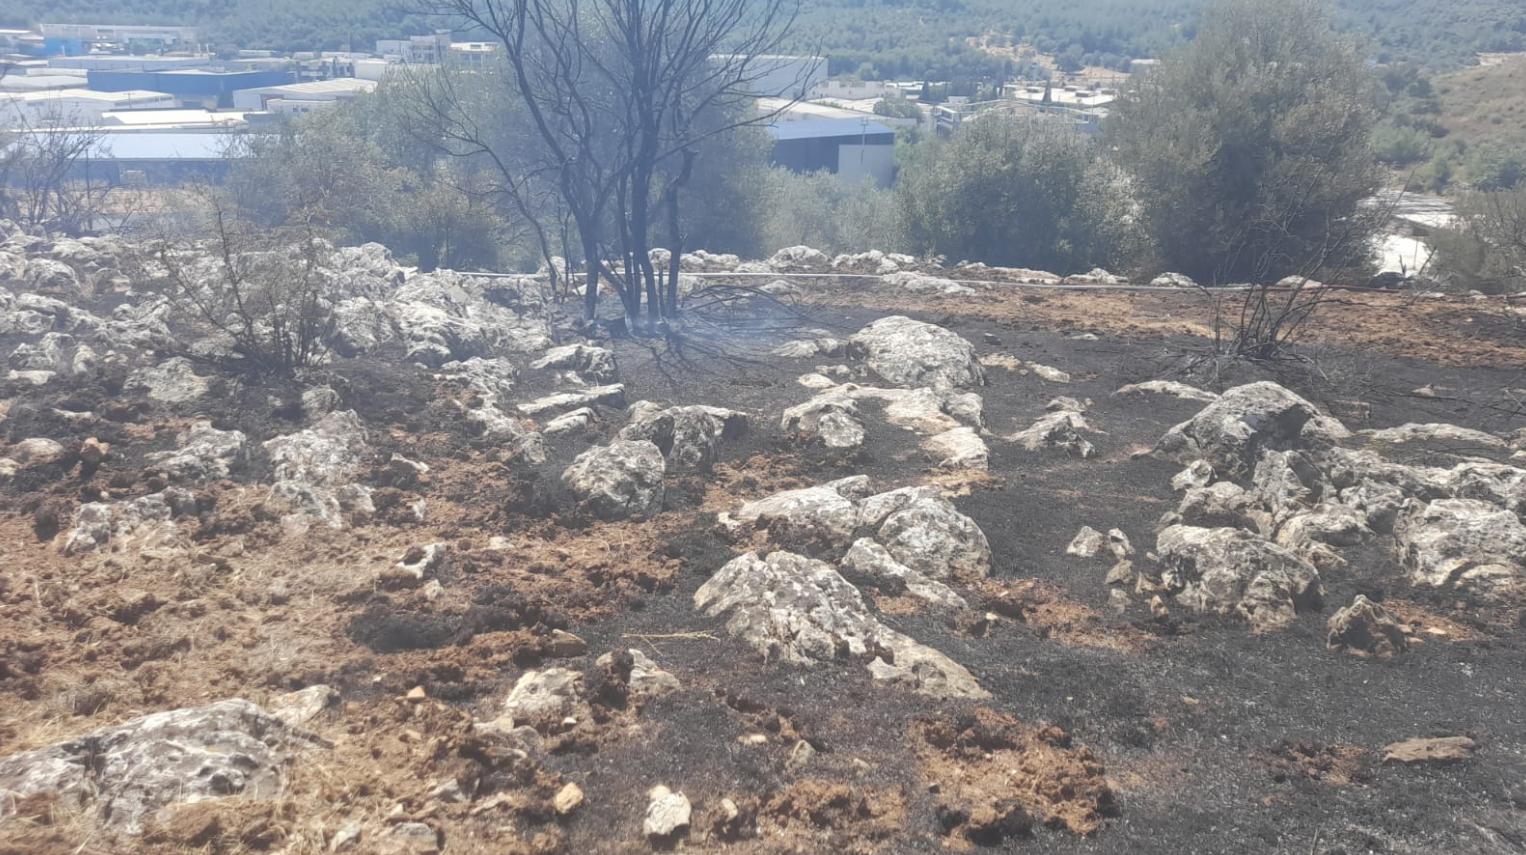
xmin=0 ymin=73 xmax=86 ymax=93
xmin=1 ymin=88 xmax=179 ymax=126
xmin=447 ymin=42 xmax=498 ymax=70
xmin=86 ymin=69 xmax=292 ymax=109
xmin=376 ymin=33 xmax=452 ymax=65
xmin=39 ymin=23 xmax=198 ymax=54
xmin=47 ymin=55 xmax=210 ymax=72
xmin=231 ymin=78 xmax=377 ymax=112
xmin=768 ymin=117 xmax=896 ymax=186
xmin=7 ymin=130 xmax=235 ymax=186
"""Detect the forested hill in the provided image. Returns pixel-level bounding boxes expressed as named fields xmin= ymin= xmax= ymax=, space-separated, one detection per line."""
xmin=3 ymin=0 xmax=1523 ymax=76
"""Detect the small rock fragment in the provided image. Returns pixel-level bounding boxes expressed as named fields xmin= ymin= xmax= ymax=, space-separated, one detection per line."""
xmin=1066 ymin=526 xmax=1105 ymax=559
xmin=1030 ymin=364 xmax=1071 ymax=383
xmin=330 ymin=822 xmax=363 ymax=853
xmin=554 ymin=782 xmax=584 ymax=815
xmin=379 ymin=821 xmax=440 ymax=855
xmin=643 ymin=786 xmax=692 ymax=838
xmin=1326 ymin=595 xmax=1409 ymax=658
xmin=786 ymin=739 xmax=817 ymax=773
xmin=11 ymin=437 xmax=67 ymax=467
xmin=1382 ymin=737 xmax=1475 ymax=765
xmin=79 ymin=437 xmax=110 ymax=466
xmin=269 ymin=684 xmax=338 ymax=728
xmin=547 ymin=629 xmax=588 ymax=658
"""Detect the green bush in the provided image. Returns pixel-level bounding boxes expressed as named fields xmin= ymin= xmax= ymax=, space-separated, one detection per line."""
xmin=1107 ymin=0 xmax=1383 ymax=285
xmin=1431 ymin=187 xmax=1526 ymax=294
xmin=895 ymin=114 xmax=1138 ymax=273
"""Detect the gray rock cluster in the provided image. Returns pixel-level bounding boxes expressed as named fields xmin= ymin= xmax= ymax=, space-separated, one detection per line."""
xmin=0 ymin=699 xmax=314 ymax=834
xmin=695 ymin=550 xmax=988 ymax=699
xmin=561 ymin=439 xmax=667 ymax=519
xmin=619 ymin=402 xmax=748 ymax=472
xmin=702 ymin=477 xmax=992 ymax=698
xmin=264 ymin=410 xmax=375 ymax=531
xmin=1140 ymin=381 xmax=1526 ymax=630
xmin=847 ymin=315 xmax=986 ymax=390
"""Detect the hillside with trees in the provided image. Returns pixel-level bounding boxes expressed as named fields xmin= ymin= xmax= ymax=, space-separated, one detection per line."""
xmin=2 ymin=0 xmax=1523 ymax=74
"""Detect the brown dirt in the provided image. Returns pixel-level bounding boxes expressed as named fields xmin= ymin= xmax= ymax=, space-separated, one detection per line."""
xmin=1253 ymin=742 xmax=1372 ymax=786
xmin=800 ymin=284 xmax=1526 ymax=368
xmin=974 ymin=578 xmax=1150 ymax=653
xmin=911 ymin=708 xmax=1116 ymax=845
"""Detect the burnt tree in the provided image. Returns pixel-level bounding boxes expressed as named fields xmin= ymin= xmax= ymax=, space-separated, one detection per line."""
xmin=437 ymin=0 xmax=805 ymax=329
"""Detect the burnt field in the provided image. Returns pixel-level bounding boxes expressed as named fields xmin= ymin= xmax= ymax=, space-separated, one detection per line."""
xmin=0 ymin=236 xmax=1524 ymax=855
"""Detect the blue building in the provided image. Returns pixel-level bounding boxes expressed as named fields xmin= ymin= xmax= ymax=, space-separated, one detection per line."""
xmin=87 ymin=69 xmax=293 ymax=109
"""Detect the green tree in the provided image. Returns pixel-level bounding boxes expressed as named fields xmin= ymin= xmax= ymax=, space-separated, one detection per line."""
xmin=1431 ymin=187 xmax=1526 ymax=294
xmin=1464 ymin=144 xmax=1526 ymax=191
xmin=223 ymin=102 xmax=511 ymax=272
xmin=896 ymin=113 xmax=1136 ymax=273
xmin=754 ymin=167 xmax=905 ymax=257
xmin=1107 ymin=0 xmax=1383 ymax=285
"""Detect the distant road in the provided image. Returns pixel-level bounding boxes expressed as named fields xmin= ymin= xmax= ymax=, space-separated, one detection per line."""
xmin=1370 ymin=190 xmax=1456 ymax=230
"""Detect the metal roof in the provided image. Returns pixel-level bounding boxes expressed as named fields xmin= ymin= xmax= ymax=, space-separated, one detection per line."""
xmin=767 ymin=118 xmax=895 ymax=142
xmin=98 ymin=132 xmax=241 ymax=160
xmin=236 ymin=78 xmax=377 ymax=97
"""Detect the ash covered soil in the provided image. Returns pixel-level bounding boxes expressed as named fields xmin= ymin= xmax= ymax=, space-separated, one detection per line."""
xmin=1 ymin=237 xmax=1524 ymax=855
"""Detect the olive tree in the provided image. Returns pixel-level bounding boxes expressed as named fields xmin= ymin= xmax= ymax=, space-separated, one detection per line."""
xmin=1107 ymin=0 xmax=1383 ymax=287
xmin=1432 ymin=187 xmax=1526 ymax=295
xmin=897 ymin=113 xmax=1137 ymax=273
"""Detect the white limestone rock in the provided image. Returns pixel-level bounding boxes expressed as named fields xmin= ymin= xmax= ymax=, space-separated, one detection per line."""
xmin=561 ymin=440 xmax=666 ymax=519
xmin=694 ymin=551 xmax=987 ymax=699
xmin=1155 ymin=525 xmax=1323 ymax=632
xmin=847 ymin=316 xmax=986 ymax=389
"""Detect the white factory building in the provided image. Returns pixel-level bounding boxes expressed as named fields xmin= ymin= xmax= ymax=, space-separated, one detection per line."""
xmin=0 ymin=88 xmax=178 ymax=127
xmin=39 ymin=23 xmax=198 ymax=47
xmin=230 ymin=78 xmax=378 ymax=113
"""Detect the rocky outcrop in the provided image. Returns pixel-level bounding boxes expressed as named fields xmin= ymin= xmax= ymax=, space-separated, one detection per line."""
xmin=781 ymin=388 xmax=866 ymax=448
xmin=519 ymin=384 xmax=628 ymax=418
xmin=732 ymin=479 xmax=992 ymax=579
xmin=126 ymin=357 xmax=211 ymax=404
xmin=561 ymin=440 xmax=667 ymax=519
xmin=1115 ymin=380 xmax=1219 ymax=402
xmin=840 ymin=538 xmax=968 ymax=609
xmin=1326 ymin=595 xmax=1409 ymax=658
xmin=694 ymin=551 xmax=987 ymax=699
xmin=847 ymin=316 xmax=986 ymax=389
xmin=879 ymin=271 xmax=975 ymax=295
xmin=922 ymin=426 xmax=989 ymax=470
xmin=1153 ymin=382 xmax=1349 ymax=477
xmin=782 ymin=383 xmax=986 ymax=450
xmin=768 ymin=245 xmax=830 ymax=272
xmin=1155 ymin=525 xmax=1323 ymax=632
xmin=1393 ymin=499 xmax=1526 ymax=599
xmin=618 ymin=403 xmax=747 ymax=472
xmin=1010 ymin=409 xmax=1097 ymax=458
xmin=874 ymin=488 xmax=992 ymax=579
xmin=264 ymin=410 xmax=373 ymax=529
xmin=0 ymin=699 xmax=313 ymax=834
xmin=499 ymin=668 xmax=590 ymax=733
xmin=532 ymin=343 xmax=619 ymax=383
xmin=1364 ymin=423 xmax=1507 ymax=450
xmin=596 ymin=649 xmax=680 ymax=698
xmin=63 ymin=488 xmax=198 ymax=555
xmin=732 ymin=476 xmax=874 ymax=544
xmin=148 ymin=422 xmax=247 ymax=483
